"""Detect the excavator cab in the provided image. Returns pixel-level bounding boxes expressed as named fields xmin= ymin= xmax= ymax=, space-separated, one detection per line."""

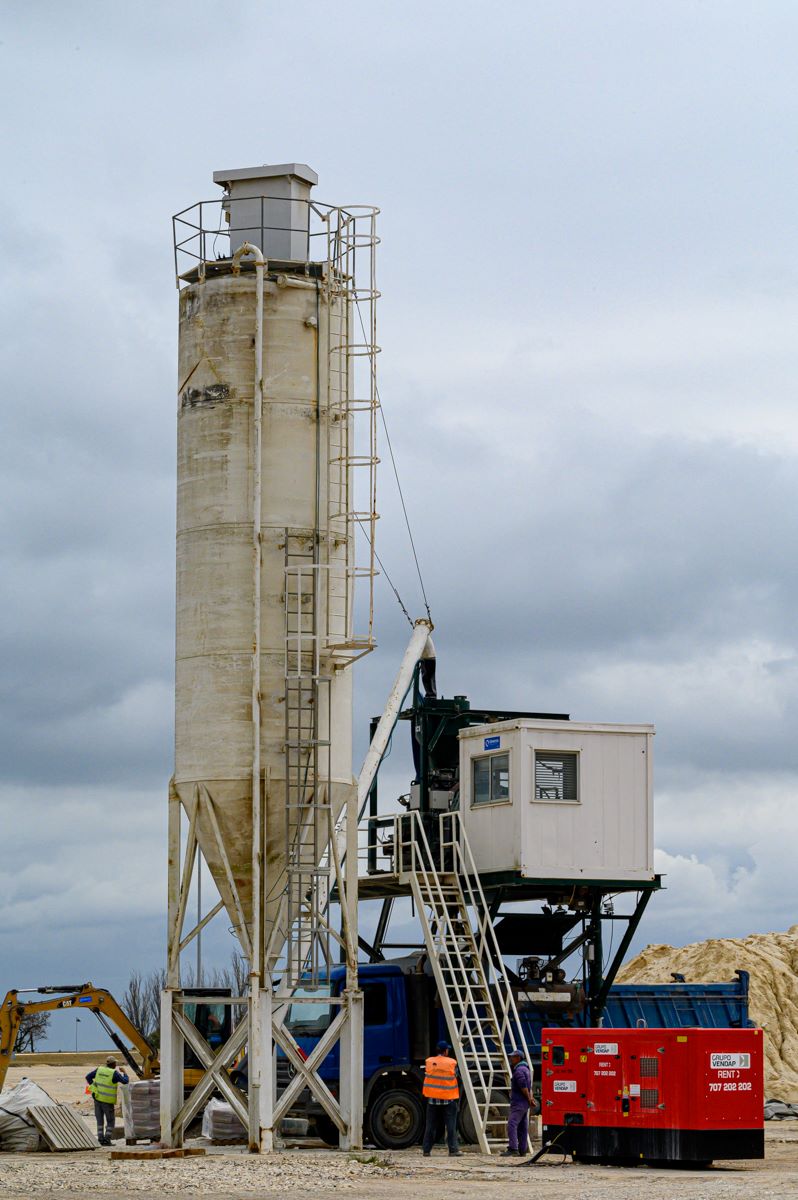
xmin=181 ymin=987 xmax=233 ymax=1080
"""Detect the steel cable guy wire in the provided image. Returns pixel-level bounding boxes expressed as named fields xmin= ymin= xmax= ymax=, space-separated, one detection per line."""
xmin=355 ymin=515 xmax=413 ymax=628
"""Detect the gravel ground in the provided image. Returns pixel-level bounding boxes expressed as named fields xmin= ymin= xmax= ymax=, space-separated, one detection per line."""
xmin=1 ymin=1140 xmax=797 ymax=1200
xmin=4 ymin=1066 xmax=797 ymax=1199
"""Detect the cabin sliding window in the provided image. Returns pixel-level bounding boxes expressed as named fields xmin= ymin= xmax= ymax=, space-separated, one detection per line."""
xmin=472 ymin=753 xmax=510 ymax=805
xmin=534 ymin=751 xmax=579 ymax=803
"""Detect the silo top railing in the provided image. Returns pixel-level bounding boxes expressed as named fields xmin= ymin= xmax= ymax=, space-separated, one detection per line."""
xmin=172 ymin=195 xmax=379 ymax=290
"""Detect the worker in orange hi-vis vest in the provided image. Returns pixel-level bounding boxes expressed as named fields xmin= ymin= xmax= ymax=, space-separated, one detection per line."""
xmin=422 ymin=1040 xmax=462 ymax=1157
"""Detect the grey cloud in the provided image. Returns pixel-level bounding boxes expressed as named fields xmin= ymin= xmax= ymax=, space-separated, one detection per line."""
xmin=4 ymin=0 xmax=798 ymax=1007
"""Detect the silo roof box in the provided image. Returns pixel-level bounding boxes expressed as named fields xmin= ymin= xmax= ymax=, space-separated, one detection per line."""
xmin=213 ymin=163 xmax=318 ymax=263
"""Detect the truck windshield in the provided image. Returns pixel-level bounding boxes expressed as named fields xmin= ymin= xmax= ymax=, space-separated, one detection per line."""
xmin=286 ymin=986 xmax=333 ymax=1037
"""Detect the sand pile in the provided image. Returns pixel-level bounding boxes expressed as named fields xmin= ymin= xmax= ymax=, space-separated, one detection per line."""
xmin=618 ymin=925 xmax=798 ymax=1100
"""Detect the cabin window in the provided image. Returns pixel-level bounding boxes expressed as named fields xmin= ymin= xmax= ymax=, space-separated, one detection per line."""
xmin=534 ymin=751 xmax=579 ymax=803
xmin=362 ymin=983 xmax=388 ymax=1026
xmin=472 ymin=753 xmax=510 ymax=805
xmin=285 ymin=985 xmax=333 ymax=1037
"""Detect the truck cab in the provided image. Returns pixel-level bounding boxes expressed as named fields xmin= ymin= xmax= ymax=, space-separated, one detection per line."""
xmin=279 ymin=956 xmax=441 ymax=1149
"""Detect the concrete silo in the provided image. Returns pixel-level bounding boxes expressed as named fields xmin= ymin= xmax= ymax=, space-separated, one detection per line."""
xmin=163 ymin=164 xmax=382 ymax=1150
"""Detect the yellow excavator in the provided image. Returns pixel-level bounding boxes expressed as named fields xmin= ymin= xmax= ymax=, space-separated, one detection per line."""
xmin=0 ymin=983 xmax=233 ymax=1093
xmin=0 ymin=984 xmax=158 ymax=1091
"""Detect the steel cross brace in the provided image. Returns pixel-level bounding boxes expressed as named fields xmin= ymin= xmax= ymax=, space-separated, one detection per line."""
xmin=272 ymin=1007 xmax=347 ymax=1131
xmin=172 ymin=1009 xmax=249 ymax=1131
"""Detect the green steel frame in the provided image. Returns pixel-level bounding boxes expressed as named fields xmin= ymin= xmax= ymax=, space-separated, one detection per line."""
xmin=360 ymin=677 xmax=661 ymax=1022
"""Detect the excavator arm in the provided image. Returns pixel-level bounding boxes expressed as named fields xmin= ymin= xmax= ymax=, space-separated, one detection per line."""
xmin=0 ymin=984 xmax=158 ymax=1094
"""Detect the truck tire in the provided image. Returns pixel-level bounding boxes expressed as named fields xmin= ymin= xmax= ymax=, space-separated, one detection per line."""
xmin=367 ymin=1089 xmax=424 ymax=1150
xmin=458 ymin=1089 xmax=510 ymax=1145
xmin=314 ymin=1114 xmax=339 ymax=1146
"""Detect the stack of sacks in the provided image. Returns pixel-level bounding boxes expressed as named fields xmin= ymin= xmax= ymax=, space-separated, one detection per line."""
xmin=120 ymin=1080 xmax=160 ymax=1142
xmin=201 ymin=1098 xmax=246 ymax=1143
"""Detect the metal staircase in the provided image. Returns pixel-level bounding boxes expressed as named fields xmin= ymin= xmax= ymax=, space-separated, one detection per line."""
xmin=394 ymin=811 xmax=530 ymax=1154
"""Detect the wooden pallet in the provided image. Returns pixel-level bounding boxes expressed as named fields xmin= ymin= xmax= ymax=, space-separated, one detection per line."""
xmin=28 ymin=1105 xmax=98 ymax=1152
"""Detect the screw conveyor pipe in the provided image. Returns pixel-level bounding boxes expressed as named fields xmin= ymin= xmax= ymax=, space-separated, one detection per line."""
xmin=231 ymin=241 xmax=266 ymax=983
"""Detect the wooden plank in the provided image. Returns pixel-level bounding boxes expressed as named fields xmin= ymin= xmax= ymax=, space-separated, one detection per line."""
xmin=110 ymin=1146 xmax=206 ymax=1160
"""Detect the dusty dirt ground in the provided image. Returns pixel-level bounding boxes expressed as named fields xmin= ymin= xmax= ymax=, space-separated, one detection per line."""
xmin=3 ymin=1062 xmax=798 ymax=1199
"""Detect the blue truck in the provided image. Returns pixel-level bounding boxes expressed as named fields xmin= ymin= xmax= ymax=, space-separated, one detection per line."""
xmin=278 ymin=954 xmax=752 ymax=1148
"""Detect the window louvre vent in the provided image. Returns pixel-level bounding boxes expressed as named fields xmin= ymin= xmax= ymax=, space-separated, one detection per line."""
xmin=534 ymin=752 xmax=578 ymax=802
xmin=641 ymin=1088 xmax=659 ymax=1108
xmin=640 ymin=1056 xmax=659 ymax=1078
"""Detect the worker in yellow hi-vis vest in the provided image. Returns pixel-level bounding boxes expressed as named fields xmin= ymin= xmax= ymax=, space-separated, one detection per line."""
xmin=422 ymin=1040 xmax=462 ymax=1156
xmin=86 ymin=1055 xmax=129 ymax=1146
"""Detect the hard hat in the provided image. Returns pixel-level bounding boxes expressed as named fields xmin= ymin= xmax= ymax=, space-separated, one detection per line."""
xmin=436 ymin=1039 xmax=451 ymax=1052
xmin=106 ymin=1056 xmax=117 ymax=1067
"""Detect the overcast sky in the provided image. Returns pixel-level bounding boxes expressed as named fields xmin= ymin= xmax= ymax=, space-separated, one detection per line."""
xmin=2 ymin=1 xmax=798 ymax=1048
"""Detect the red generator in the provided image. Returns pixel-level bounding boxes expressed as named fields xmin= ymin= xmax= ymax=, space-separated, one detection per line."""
xmin=541 ymin=1026 xmax=764 ymax=1166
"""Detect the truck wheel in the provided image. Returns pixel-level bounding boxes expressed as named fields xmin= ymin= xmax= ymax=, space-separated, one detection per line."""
xmin=314 ymin=1114 xmax=339 ymax=1146
xmin=457 ymin=1103 xmax=478 ymax=1145
xmin=367 ymin=1089 xmax=424 ymax=1150
xmin=458 ymin=1089 xmax=509 ymax=1145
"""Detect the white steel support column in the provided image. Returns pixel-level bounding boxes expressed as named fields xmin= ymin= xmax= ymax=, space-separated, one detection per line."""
xmin=338 ymin=783 xmax=363 ymax=1149
xmin=161 ymin=784 xmax=184 ymax=1147
xmin=159 ymin=989 xmax=185 ymax=1148
xmin=166 ymin=783 xmax=182 ymax=989
xmin=249 ymin=984 xmax=273 ymax=1152
xmin=339 ymin=991 xmax=364 ymax=1150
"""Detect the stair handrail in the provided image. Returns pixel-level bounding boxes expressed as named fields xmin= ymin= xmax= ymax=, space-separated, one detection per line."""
xmin=394 ymin=810 xmax=502 ymax=1145
xmin=399 ymin=813 xmax=498 ymax=1081
xmin=439 ymin=811 xmax=533 ymax=1077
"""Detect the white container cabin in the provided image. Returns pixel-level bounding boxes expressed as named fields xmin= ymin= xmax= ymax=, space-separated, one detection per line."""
xmin=458 ymin=719 xmax=654 ymax=884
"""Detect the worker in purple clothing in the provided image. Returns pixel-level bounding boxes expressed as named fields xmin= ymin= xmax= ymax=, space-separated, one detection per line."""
xmin=502 ymin=1048 xmax=533 ymax=1157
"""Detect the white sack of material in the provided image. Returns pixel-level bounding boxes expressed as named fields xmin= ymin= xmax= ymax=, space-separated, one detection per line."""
xmin=120 ymin=1079 xmax=160 ymax=1142
xmin=201 ymin=1097 xmax=245 ymax=1143
xmin=0 ymin=1078 xmax=57 ymax=1152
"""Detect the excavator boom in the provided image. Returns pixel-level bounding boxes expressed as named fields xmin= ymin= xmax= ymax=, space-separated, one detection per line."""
xmin=0 ymin=984 xmax=158 ymax=1093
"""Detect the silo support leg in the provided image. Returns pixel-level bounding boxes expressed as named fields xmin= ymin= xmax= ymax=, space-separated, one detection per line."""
xmin=339 ymin=989 xmax=364 ymax=1150
xmin=248 ymin=985 xmax=273 ymax=1152
xmin=159 ymin=989 xmax=185 ymax=1147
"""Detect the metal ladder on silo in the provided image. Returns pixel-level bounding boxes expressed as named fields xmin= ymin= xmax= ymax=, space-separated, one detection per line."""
xmin=283 ymin=531 xmax=332 ymax=983
xmin=394 ymin=811 xmax=531 ymax=1154
xmin=322 ymin=216 xmax=379 ymax=660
